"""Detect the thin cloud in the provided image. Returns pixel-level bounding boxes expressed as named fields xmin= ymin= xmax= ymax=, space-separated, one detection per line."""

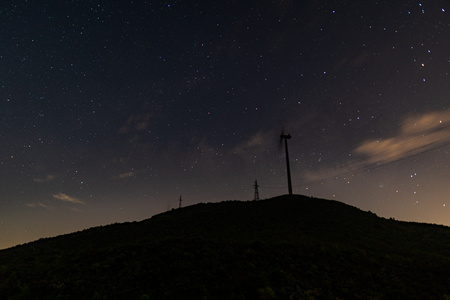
xmin=304 ymin=110 xmax=450 ymax=182
xmin=119 ymin=171 xmax=134 ymax=178
xmin=53 ymin=193 xmax=86 ymax=205
xmin=355 ymin=110 xmax=450 ymax=164
xmin=118 ymin=113 xmax=152 ymax=134
xmin=233 ymin=131 xmax=269 ymax=155
xmin=33 ymin=174 xmax=55 ymax=183
xmin=26 ymin=202 xmax=53 ymax=210
xmin=68 ymin=207 xmax=83 ymax=213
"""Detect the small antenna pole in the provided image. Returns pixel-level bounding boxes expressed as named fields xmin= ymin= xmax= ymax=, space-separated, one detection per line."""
xmin=254 ymin=179 xmax=260 ymax=201
xmin=179 ymin=195 xmax=182 ymax=208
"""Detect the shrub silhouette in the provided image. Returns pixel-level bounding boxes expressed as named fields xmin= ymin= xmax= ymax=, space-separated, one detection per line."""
xmin=1 ymin=195 xmax=450 ymax=299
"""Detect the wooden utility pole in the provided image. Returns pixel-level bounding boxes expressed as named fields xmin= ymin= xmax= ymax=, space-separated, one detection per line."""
xmin=280 ymin=133 xmax=293 ymax=195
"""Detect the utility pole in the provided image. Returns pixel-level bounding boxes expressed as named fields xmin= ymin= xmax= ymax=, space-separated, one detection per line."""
xmin=179 ymin=195 xmax=182 ymax=208
xmin=254 ymin=179 xmax=260 ymax=201
xmin=280 ymin=133 xmax=293 ymax=195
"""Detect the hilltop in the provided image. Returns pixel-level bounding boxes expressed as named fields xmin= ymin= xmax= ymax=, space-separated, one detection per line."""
xmin=1 ymin=195 xmax=450 ymax=299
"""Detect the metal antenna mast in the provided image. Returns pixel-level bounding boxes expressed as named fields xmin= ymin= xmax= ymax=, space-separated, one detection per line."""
xmin=179 ymin=195 xmax=182 ymax=208
xmin=254 ymin=179 xmax=260 ymax=201
xmin=280 ymin=133 xmax=293 ymax=195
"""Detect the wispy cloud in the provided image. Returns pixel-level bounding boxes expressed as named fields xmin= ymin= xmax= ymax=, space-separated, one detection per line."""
xmin=304 ymin=110 xmax=450 ymax=182
xmin=233 ymin=131 xmax=269 ymax=155
xmin=53 ymin=193 xmax=86 ymax=205
xmin=68 ymin=207 xmax=83 ymax=213
xmin=118 ymin=113 xmax=152 ymax=134
xmin=355 ymin=110 xmax=450 ymax=164
xmin=119 ymin=171 xmax=133 ymax=178
xmin=26 ymin=202 xmax=53 ymax=210
xmin=33 ymin=174 xmax=55 ymax=183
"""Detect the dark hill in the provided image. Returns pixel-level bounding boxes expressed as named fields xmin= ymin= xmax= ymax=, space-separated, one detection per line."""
xmin=1 ymin=195 xmax=450 ymax=299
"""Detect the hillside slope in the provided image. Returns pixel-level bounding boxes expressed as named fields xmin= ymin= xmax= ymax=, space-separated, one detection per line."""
xmin=1 ymin=195 xmax=450 ymax=299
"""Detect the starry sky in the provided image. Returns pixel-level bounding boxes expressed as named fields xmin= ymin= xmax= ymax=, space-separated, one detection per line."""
xmin=1 ymin=0 xmax=449 ymax=249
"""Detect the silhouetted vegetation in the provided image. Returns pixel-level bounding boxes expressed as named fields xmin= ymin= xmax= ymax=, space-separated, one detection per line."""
xmin=1 ymin=195 xmax=450 ymax=299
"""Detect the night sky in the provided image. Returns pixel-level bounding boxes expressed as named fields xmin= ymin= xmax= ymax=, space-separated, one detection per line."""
xmin=1 ymin=0 xmax=449 ymax=249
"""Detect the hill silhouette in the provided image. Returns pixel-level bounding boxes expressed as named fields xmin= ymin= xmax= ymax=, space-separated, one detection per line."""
xmin=1 ymin=194 xmax=450 ymax=299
